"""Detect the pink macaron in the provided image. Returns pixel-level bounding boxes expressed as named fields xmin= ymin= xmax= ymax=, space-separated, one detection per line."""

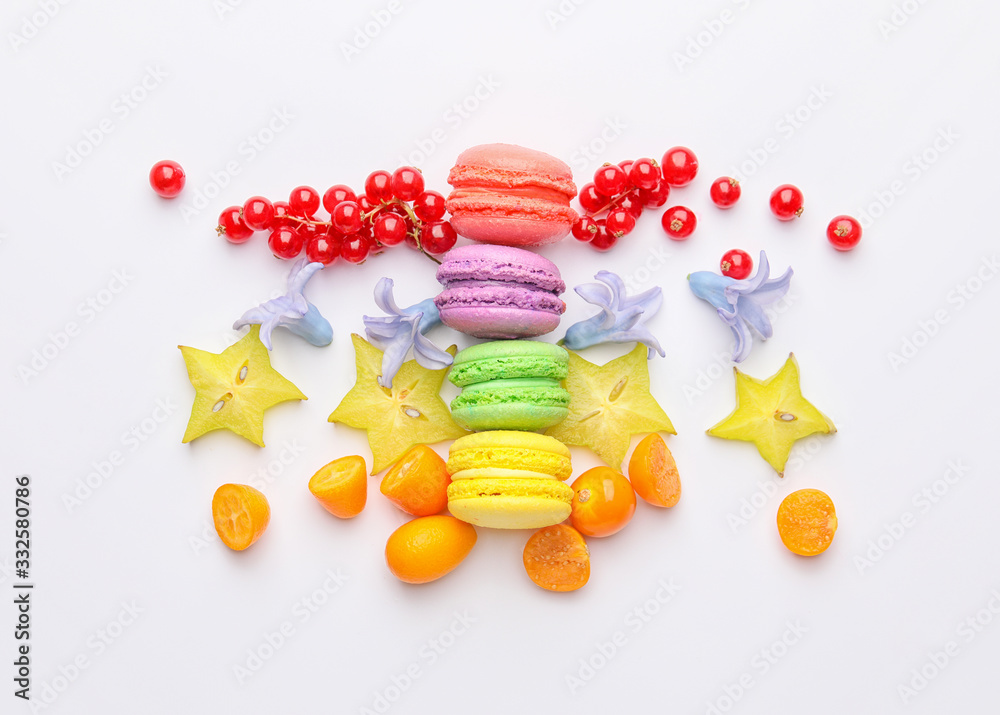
xmin=446 ymin=143 xmax=578 ymax=247
xmin=434 ymin=244 xmax=566 ymax=339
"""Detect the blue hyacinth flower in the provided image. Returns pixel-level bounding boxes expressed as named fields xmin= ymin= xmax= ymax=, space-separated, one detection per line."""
xmin=687 ymin=250 xmax=793 ymax=363
xmin=363 ymin=277 xmax=453 ymax=389
xmin=562 ymin=270 xmax=665 ymax=359
xmin=233 ymin=258 xmax=333 ymax=350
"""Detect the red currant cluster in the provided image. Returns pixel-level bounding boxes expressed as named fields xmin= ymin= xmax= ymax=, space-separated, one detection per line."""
xmin=214 ymin=167 xmax=457 ymax=264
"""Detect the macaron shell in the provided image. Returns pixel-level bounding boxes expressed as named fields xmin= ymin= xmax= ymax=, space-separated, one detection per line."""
xmin=447 ymin=478 xmax=574 ymax=529
xmin=449 ymin=430 xmax=571 ymax=456
xmin=436 ymin=244 xmax=565 ymax=293
xmin=448 ymin=143 xmax=576 ymax=197
xmin=448 ymin=467 xmax=560 ymax=481
xmin=437 ymin=306 xmax=561 ymax=340
xmin=449 ymin=213 xmax=575 ymax=247
xmin=447 ymin=432 xmax=572 ymax=480
xmin=450 ymin=377 xmax=570 ymax=432
xmin=452 ymin=403 xmax=570 ymax=432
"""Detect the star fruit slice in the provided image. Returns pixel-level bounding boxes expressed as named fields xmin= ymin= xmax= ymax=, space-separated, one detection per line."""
xmin=329 ymin=334 xmax=467 ymax=474
xmin=179 ymin=325 xmax=307 ymax=447
xmin=707 ymin=353 xmax=836 ymax=476
xmin=546 ymin=343 xmax=675 ymax=470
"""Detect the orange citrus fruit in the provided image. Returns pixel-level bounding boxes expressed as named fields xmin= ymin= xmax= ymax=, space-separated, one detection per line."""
xmin=776 ymin=489 xmax=837 ymax=556
xmin=628 ymin=433 xmax=681 ymax=507
xmin=212 ymin=483 xmax=270 ymax=551
xmin=570 ymin=466 xmax=636 ymax=537
xmin=308 ymin=455 xmax=368 ymax=518
xmin=385 ymin=515 xmax=477 ymax=584
xmin=380 ymin=445 xmax=451 ymax=516
xmin=523 ymin=524 xmax=590 ymax=592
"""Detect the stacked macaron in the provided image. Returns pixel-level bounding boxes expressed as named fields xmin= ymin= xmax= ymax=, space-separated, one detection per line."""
xmin=446 ymin=432 xmax=574 ymax=529
xmin=449 ymin=340 xmax=570 ymax=432
xmin=445 ymin=143 xmax=578 ymax=247
xmin=434 ymin=244 xmax=566 ymax=339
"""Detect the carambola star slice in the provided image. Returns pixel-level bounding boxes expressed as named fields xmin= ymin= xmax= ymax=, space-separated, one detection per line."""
xmin=179 ymin=325 xmax=307 ymax=447
xmin=707 ymin=353 xmax=836 ymax=476
xmin=329 ymin=334 xmax=468 ymax=474
xmin=545 ymin=343 xmax=675 ymax=470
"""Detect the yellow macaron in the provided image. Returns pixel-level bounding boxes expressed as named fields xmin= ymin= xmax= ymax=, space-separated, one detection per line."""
xmin=446 ymin=431 xmax=574 ymax=529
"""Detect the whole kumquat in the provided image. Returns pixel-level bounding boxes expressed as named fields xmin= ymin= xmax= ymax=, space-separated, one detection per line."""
xmin=570 ymin=466 xmax=636 ymax=537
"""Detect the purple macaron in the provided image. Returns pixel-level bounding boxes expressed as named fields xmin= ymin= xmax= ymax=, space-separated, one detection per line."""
xmin=434 ymin=244 xmax=566 ymax=339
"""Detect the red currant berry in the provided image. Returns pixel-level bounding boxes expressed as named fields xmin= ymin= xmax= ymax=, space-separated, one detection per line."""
xmin=710 ymin=177 xmax=741 ymax=208
xmin=305 ymin=234 xmax=339 ymax=264
xmin=413 ymin=190 xmax=446 ymax=222
xmin=268 ymin=226 xmax=304 ymax=259
xmin=590 ymin=223 xmax=619 ymax=252
xmin=638 ymin=180 xmax=670 ymax=208
xmin=270 ymin=200 xmax=293 ymax=227
xmin=578 ymin=183 xmax=606 ymax=214
xmin=322 ymin=184 xmax=356 ymax=214
xmin=373 ymin=212 xmax=407 ymax=246
xmin=571 ymin=215 xmax=599 ymax=242
xmin=216 ymin=206 xmax=253 ymax=244
xmin=720 ymin=249 xmax=753 ymax=279
xmin=391 ymin=166 xmax=425 ymax=202
xmin=827 ymin=215 xmax=862 ymax=251
xmin=618 ymin=192 xmax=644 ymax=218
xmin=605 ymin=209 xmax=636 ymax=237
xmin=242 ymin=196 xmax=274 ymax=231
xmin=340 ymin=233 xmax=371 ymax=263
xmin=420 ymin=221 xmax=458 ymax=255
xmin=593 ymin=164 xmax=627 ymax=197
xmin=661 ymin=147 xmax=698 ymax=187
xmin=289 ymin=186 xmax=320 ymax=217
xmin=364 ymin=170 xmax=394 ymax=204
xmin=661 ymin=206 xmax=696 ymax=240
xmin=332 ymin=200 xmax=363 ymax=234
xmin=618 ymin=160 xmax=634 ymax=175
xmin=769 ymin=184 xmax=804 ymax=221
xmin=149 ymin=160 xmax=185 ymax=198
xmin=628 ymin=158 xmax=660 ymax=190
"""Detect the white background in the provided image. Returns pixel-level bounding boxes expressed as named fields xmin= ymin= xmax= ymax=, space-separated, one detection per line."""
xmin=3 ymin=0 xmax=999 ymax=713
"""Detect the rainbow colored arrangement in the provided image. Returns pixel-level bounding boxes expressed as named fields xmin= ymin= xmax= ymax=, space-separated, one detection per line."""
xmin=175 ymin=142 xmax=846 ymax=590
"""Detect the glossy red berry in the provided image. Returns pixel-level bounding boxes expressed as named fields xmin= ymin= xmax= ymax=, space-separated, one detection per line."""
xmin=289 ymin=186 xmax=320 ymax=217
xmin=720 ymin=249 xmax=753 ymax=279
xmin=332 ymin=200 xmax=363 ymax=234
xmin=391 ymin=166 xmax=425 ymax=202
xmin=365 ymin=170 xmax=394 ymax=204
xmin=710 ymin=177 xmax=741 ymax=208
xmin=618 ymin=159 xmax=634 ymax=176
xmin=217 ymin=206 xmax=254 ymax=244
xmin=590 ymin=223 xmax=619 ymax=252
xmin=638 ymin=180 xmax=670 ymax=208
xmin=661 ymin=147 xmax=698 ymax=187
xmin=322 ymin=185 xmax=356 ymax=214
xmin=420 ymin=221 xmax=458 ymax=255
xmin=149 ymin=160 xmax=185 ymax=198
xmin=340 ymin=233 xmax=371 ymax=263
xmin=617 ymin=192 xmax=644 ymax=218
xmin=661 ymin=206 xmax=696 ymax=240
xmin=593 ymin=164 xmax=628 ymax=197
xmin=242 ymin=196 xmax=274 ymax=231
xmin=827 ymin=215 xmax=862 ymax=251
xmin=605 ymin=209 xmax=636 ymax=237
xmin=578 ymin=183 xmax=606 ymax=214
xmin=270 ymin=201 xmax=293 ymax=227
xmin=373 ymin=212 xmax=407 ymax=246
xmin=770 ymin=184 xmax=804 ymax=221
xmin=572 ymin=216 xmax=599 ymax=242
xmin=268 ymin=226 xmax=304 ymax=259
xmin=413 ymin=191 xmax=446 ymax=222
xmin=628 ymin=158 xmax=660 ymax=190
xmin=306 ymin=234 xmax=339 ymax=264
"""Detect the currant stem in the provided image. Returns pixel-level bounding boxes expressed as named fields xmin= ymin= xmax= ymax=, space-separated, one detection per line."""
xmin=363 ymin=199 xmax=442 ymax=265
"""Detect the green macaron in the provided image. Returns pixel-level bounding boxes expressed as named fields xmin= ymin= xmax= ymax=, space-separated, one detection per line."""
xmin=449 ymin=341 xmax=571 ymax=432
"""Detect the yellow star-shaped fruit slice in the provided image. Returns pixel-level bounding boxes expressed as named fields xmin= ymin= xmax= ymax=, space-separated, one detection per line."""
xmin=179 ymin=325 xmax=306 ymax=447
xmin=708 ymin=353 xmax=836 ymax=476
xmin=545 ymin=343 xmax=675 ymax=470
xmin=329 ymin=334 xmax=467 ymax=474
